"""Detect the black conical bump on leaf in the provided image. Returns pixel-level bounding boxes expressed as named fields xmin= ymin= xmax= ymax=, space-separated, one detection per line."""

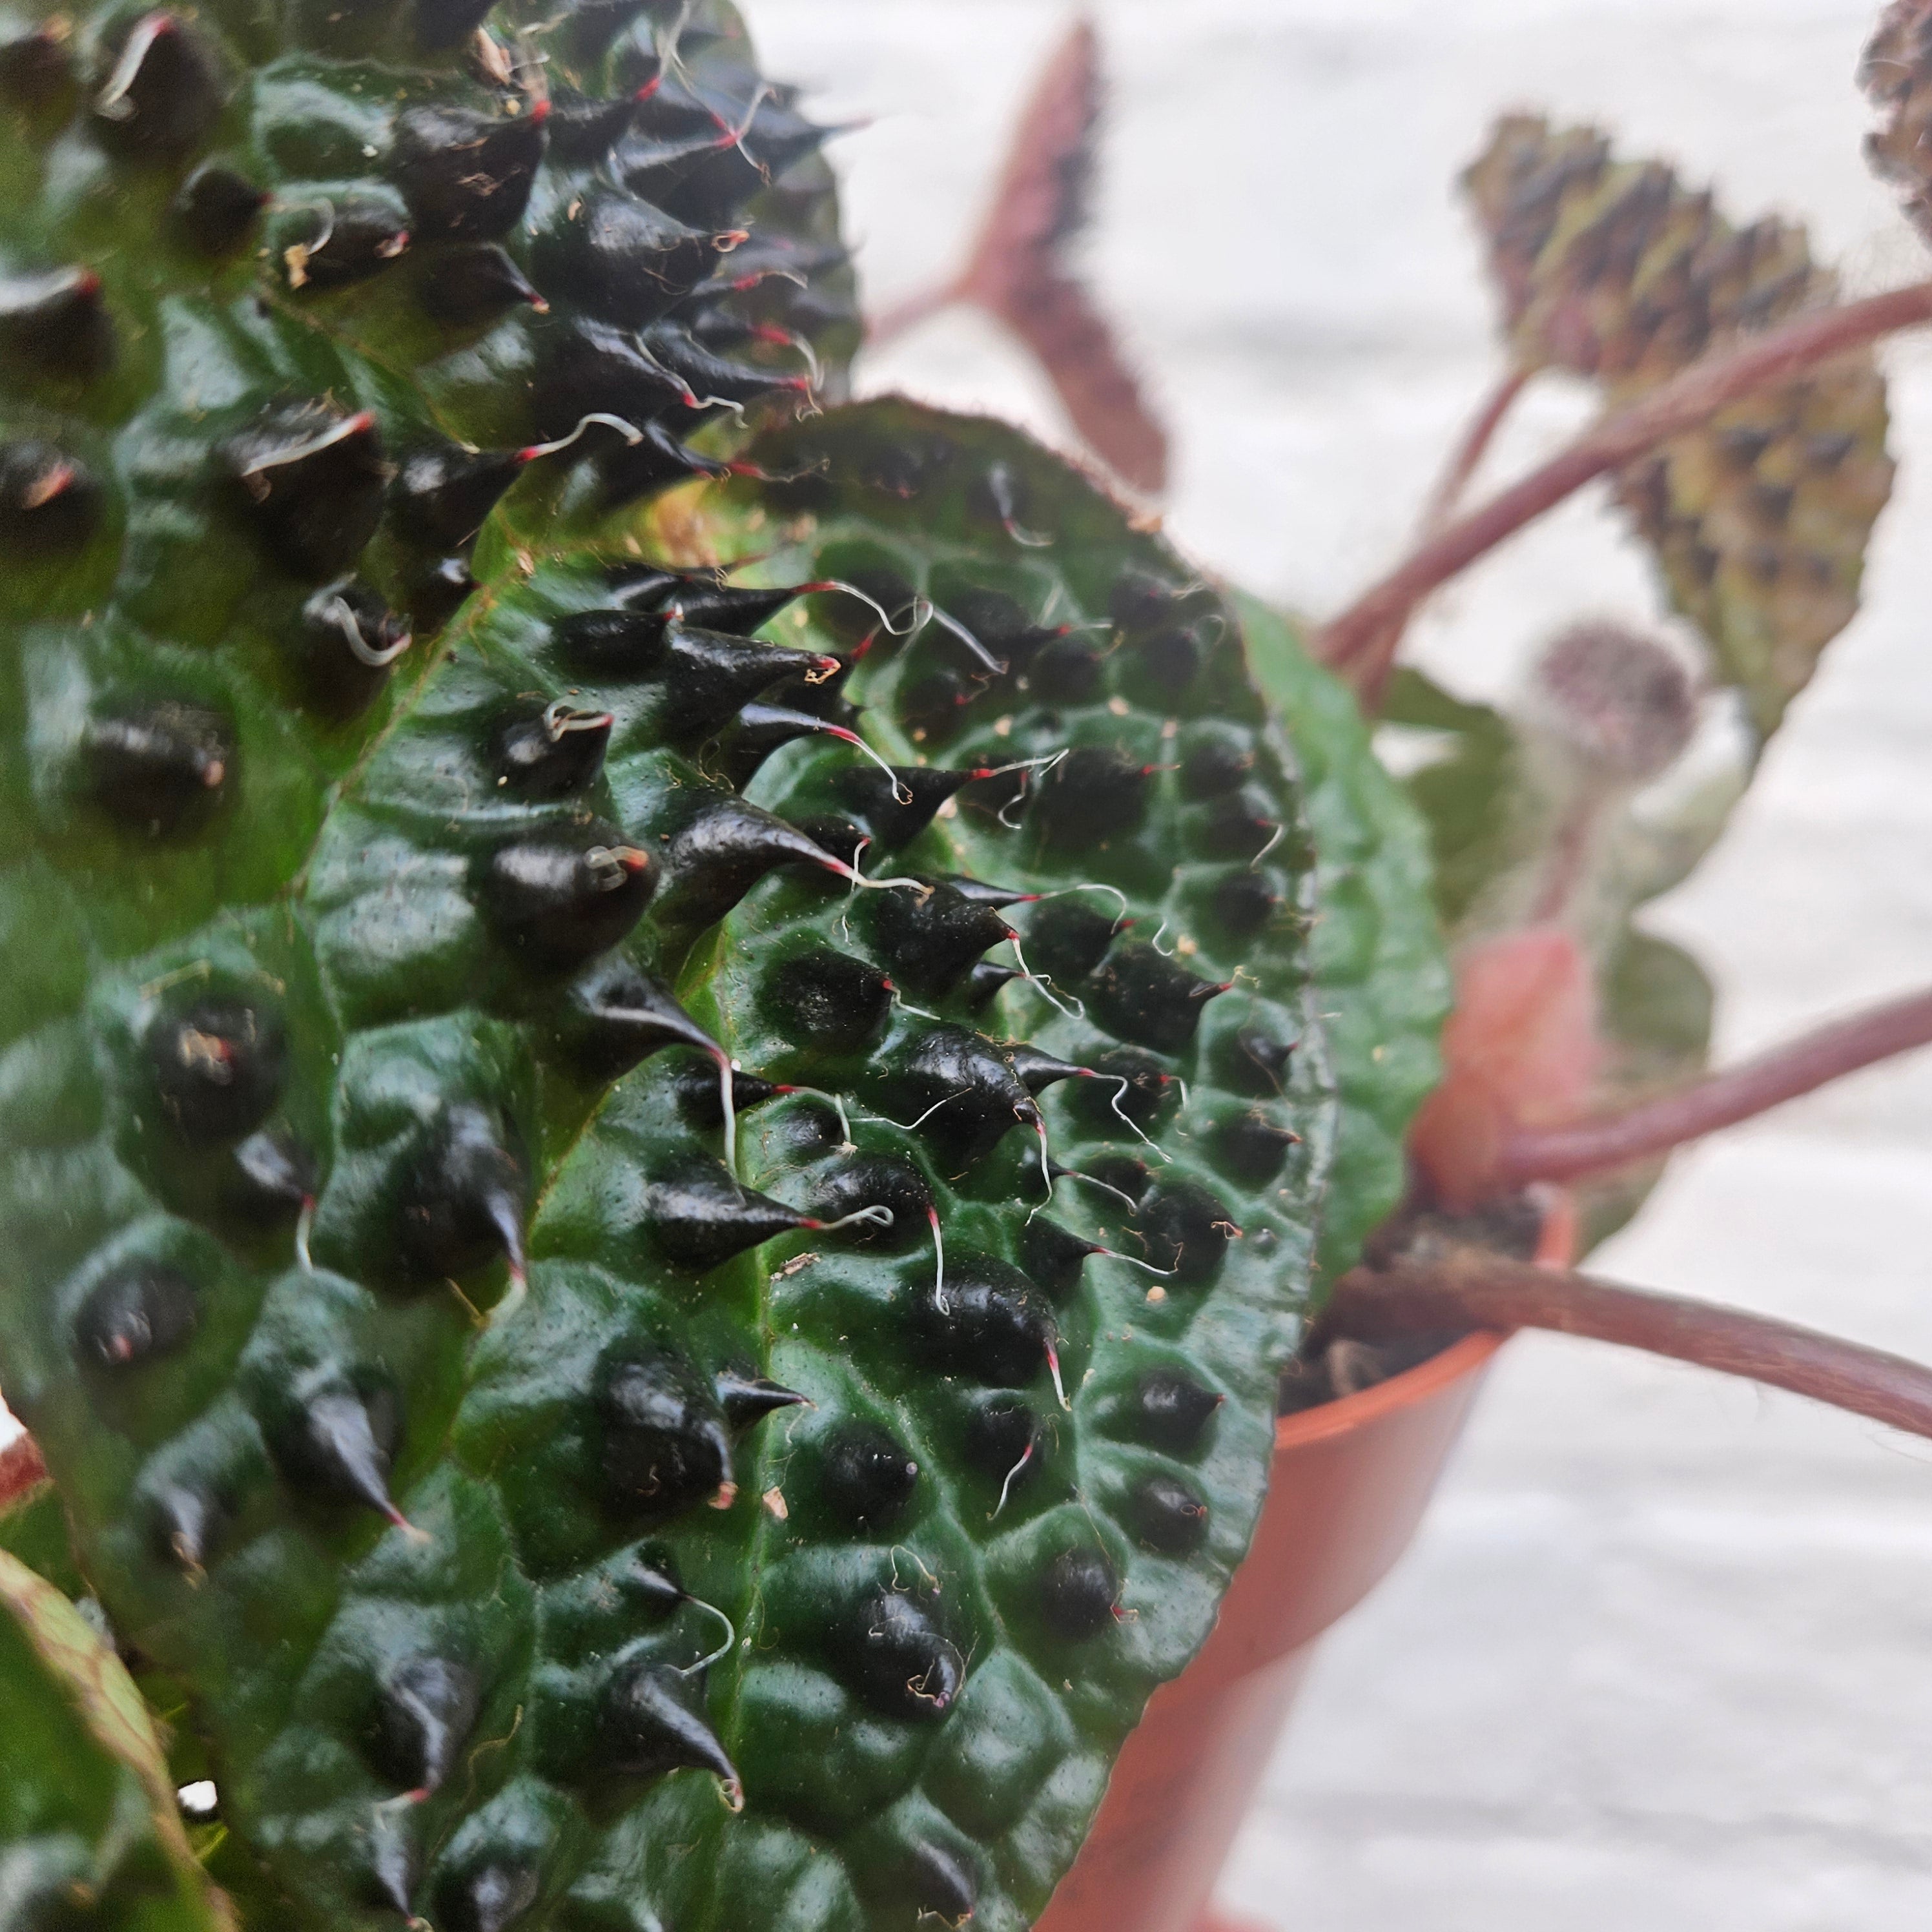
xmin=653 ymin=625 xmax=837 ymax=744
xmin=658 ymin=579 xmax=810 ymax=636
xmin=1031 ymin=745 xmax=1150 ymax=852
xmin=887 ymin=1026 xmax=1038 ymax=1169
xmin=542 ymin=190 xmax=719 ymax=325
xmin=148 ymin=1475 xmax=228 ymax=1572
xmin=1122 ymin=1369 xmax=1222 ymax=1455
xmin=965 ymin=961 xmax=1021 ymax=1012
xmin=0 ymin=440 xmax=100 ymax=550
xmin=599 ymin=1346 xmax=732 ymax=1516
xmin=90 ymin=12 xmax=223 ymax=158
xmin=766 ymin=947 xmax=893 ymax=1054
xmin=833 ymin=765 xmax=973 ymax=850
xmin=714 ymin=1369 xmax=808 ymax=1432
xmin=819 ymin=1422 xmax=918 ymax=1531
xmin=409 ymin=557 xmax=480 ymax=633
xmin=391 ymin=105 xmax=548 ymax=242
xmin=674 ymin=1064 xmax=780 ymax=1130
xmin=367 ymin=1656 xmax=481 ymax=1796
xmin=282 ymin=198 xmax=410 ymax=290
xmin=1197 ymin=786 xmax=1284 ymax=863
xmin=294 ymin=581 xmax=412 ymax=718
xmin=1005 ymin=1042 xmax=1089 ymax=1095
xmin=389 ymin=446 xmax=525 ymax=551
xmin=226 ymin=1128 xmax=317 ymax=1225
xmin=1129 ymin=1474 xmax=1209 ymax=1556
xmin=147 ymin=996 xmax=285 ymax=1142
xmin=223 ymin=404 xmax=387 ymax=582
xmin=546 ymin=88 xmax=643 ymax=164
xmin=553 ymin=606 xmax=670 ymax=680
xmin=652 ymin=798 xmax=836 ymax=930
xmin=1064 ymin=1045 xmax=1175 ymax=1136
xmin=433 ymin=1862 xmax=540 ymax=1932
xmin=810 ymin=1153 xmax=932 ymax=1251
xmin=478 ymin=827 xmax=655 ymax=969
xmin=1215 ymin=1108 xmax=1299 ymax=1185
xmin=1085 ymin=942 xmax=1227 ymax=1055
xmin=531 ymin=325 xmax=697 ymax=450
xmin=268 ymin=1379 xmax=403 ymax=1521
xmin=597 ymin=1657 xmax=739 ymax=1785
xmin=1019 ymin=1217 xmax=1097 ymax=1304
xmin=554 ymin=960 xmax=716 ymax=1084
xmin=832 ymin=1588 xmax=961 ymax=1721
xmin=963 ymin=1393 xmax=1042 ymax=1487
xmin=492 ymin=702 xmax=613 ymax=800
xmin=637 ymin=322 xmax=794 ymax=409
xmin=1029 ymin=636 xmax=1104 ymax=705
xmin=1221 ymin=1027 xmax=1296 ymax=1098
xmin=0 ymin=24 xmax=71 ymax=103
xmin=83 ymin=700 xmax=232 ymax=834
xmin=642 ymin=1161 xmax=810 ymax=1271
xmin=1211 ymin=870 xmax=1279 ymax=938
xmin=556 ymin=0 xmax=665 ymax=65
xmin=419 ymin=245 xmax=545 ymax=329
xmin=1134 ymin=1180 xmax=1238 ymax=1286
xmin=1082 ymin=1153 xmax=1151 ymax=1206
xmin=73 ymin=1262 xmax=199 ymax=1369
xmin=720 ymin=701 xmax=830 ymax=786
xmin=0 ymin=265 xmax=114 ymax=378
xmin=1178 ymin=727 xmax=1255 ymax=801
xmin=905 ymin=1842 xmax=978 ymax=1926
xmin=604 ymin=1544 xmax=687 ymax=1621
xmin=869 ymin=881 xmax=1020 ymax=996
xmin=398 ymin=1104 xmax=526 ymax=1284
xmin=785 ymin=812 xmax=866 ymax=868
xmin=171 ymin=163 xmax=268 ymax=254
xmin=1039 ymin=1546 xmax=1117 ymax=1641
xmin=1021 ymin=897 xmax=1124 ymax=984
xmin=909 ymin=1251 xmax=1053 ymax=1387
xmin=1109 ymin=566 xmax=1202 ymax=632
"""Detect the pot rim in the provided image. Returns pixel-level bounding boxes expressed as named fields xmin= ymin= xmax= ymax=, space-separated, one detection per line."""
xmin=1274 ymin=1329 xmax=1504 ymax=1451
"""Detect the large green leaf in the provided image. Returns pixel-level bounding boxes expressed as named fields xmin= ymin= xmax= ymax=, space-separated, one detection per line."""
xmin=0 ymin=375 xmax=1444 ymax=1932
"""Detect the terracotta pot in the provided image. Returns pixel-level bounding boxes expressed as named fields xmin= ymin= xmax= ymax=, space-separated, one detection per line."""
xmin=1036 ymin=1330 xmax=1505 ymax=1932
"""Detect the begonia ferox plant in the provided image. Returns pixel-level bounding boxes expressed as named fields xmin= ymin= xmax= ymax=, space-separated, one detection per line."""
xmin=6 ymin=1 xmax=1932 ymax=1929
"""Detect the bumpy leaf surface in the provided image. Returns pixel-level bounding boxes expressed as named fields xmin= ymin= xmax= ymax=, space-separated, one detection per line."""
xmin=0 ymin=1543 xmax=230 ymax=1932
xmin=0 ymin=50 xmax=1396 ymax=1898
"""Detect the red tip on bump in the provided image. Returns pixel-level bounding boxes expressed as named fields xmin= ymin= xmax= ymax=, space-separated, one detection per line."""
xmin=74 ymin=271 xmax=102 ymax=298
xmin=635 ymin=76 xmax=663 ymax=103
xmin=529 ymin=98 xmax=551 ymax=126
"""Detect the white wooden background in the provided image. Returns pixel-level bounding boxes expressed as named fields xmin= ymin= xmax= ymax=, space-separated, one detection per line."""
xmin=745 ymin=1 xmax=1932 ymax=1924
